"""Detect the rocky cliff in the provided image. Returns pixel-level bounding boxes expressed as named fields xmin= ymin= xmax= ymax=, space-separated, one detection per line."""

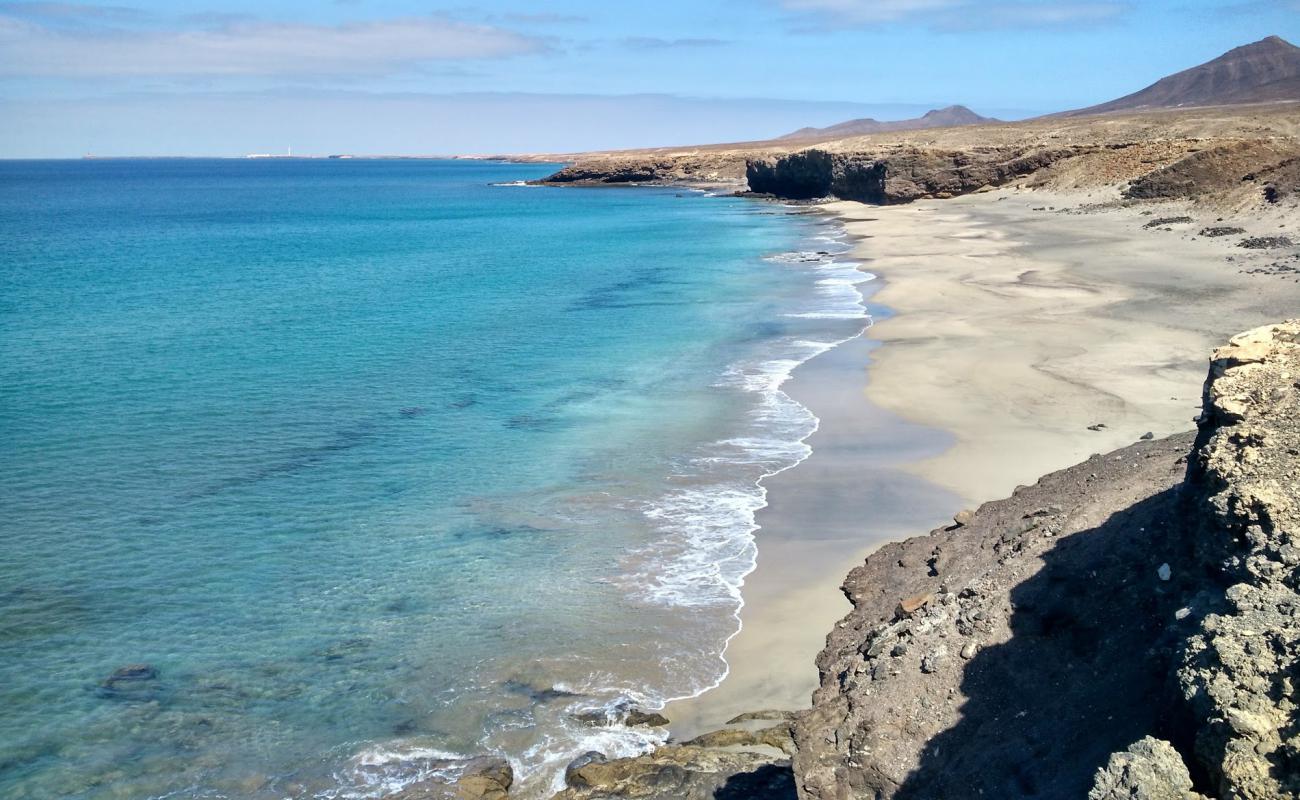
xmin=745 ymin=146 xmax=1082 ymax=204
xmin=793 ymin=320 xmax=1300 ymax=800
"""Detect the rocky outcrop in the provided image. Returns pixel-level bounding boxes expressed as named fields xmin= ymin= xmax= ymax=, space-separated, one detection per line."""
xmin=553 ymin=719 xmax=796 ymax=800
xmin=1088 ymin=738 xmax=1207 ymax=800
xmin=793 ymin=431 xmax=1201 ymax=798
xmin=538 ymin=155 xmax=747 ymax=188
xmin=391 ymin=757 xmax=514 ymax=800
xmin=1178 ymin=321 xmax=1300 ymax=799
xmin=791 ymin=321 xmax=1300 ymax=800
xmin=745 ymin=146 xmax=1084 ymax=204
xmin=1123 ymin=139 xmax=1300 ymax=205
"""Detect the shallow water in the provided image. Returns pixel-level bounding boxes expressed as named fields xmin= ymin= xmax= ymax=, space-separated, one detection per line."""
xmin=0 ymin=160 xmax=869 ymax=798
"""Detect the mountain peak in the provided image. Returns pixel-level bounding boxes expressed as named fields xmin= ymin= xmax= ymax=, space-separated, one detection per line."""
xmin=782 ymin=105 xmax=997 ymax=141
xmin=1063 ymin=35 xmax=1300 ymax=116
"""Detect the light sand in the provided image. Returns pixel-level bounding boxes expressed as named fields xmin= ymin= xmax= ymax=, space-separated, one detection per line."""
xmin=839 ymin=190 xmax=1300 ymax=505
xmin=665 ymin=187 xmax=1300 ymax=736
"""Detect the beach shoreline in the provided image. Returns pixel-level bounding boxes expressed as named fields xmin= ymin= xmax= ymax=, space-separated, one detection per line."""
xmin=660 ymin=183 xmax=1300 ymax=740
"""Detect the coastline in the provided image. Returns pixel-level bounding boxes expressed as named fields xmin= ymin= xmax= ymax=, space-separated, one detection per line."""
xmin=662 ymin=211 xmax=961 ymax=738
xmin=659 ymin=183 xmax=1300 ymax=742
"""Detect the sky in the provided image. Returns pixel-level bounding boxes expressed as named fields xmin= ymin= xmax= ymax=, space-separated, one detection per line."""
xmin=0 ymin=0 xmax=1296 ymax=157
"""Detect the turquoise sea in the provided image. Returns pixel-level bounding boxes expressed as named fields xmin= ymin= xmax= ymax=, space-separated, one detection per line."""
xmin=0 ymin=159 xmax=869 ymax=798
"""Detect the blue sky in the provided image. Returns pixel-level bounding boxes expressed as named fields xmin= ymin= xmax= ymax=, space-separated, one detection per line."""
xmin=1 ymin=0 xmax=1296 ymax=156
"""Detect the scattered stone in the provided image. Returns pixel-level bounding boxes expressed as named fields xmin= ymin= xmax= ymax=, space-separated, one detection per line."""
xmin=960 ymin=642 xmax=978 ymax=660
xmin=1175 ymin=607 xmax=1191 ymax=620
xmin=1238 ymin=235 xmax=1294 ymax=249
xmin=1200 ymin=226 xmax=1247 ymax=237
xmin=920 ymin=647 xmax=946 ymax=674
xmin=1157 ymin=563 xmax=1171 ymax=581
xmin=1140 ymin=431 xmax=1155 ymax=440
xmin=952 ymin=510 xmax=975 ymax=527
xmin=1142 ymin=216 xmax=1193 ymax=228
xmin=1088 ymin=423 xmax=1107 ymax=431
xmin=898 ymin=593 xmax=935 ymax=616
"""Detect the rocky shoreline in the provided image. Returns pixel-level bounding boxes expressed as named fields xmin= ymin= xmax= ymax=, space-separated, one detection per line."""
xmin=505 ymin=323 xmax=1296 ymax=800
xmin=497 ymin=103 xmax=1300 ymax=800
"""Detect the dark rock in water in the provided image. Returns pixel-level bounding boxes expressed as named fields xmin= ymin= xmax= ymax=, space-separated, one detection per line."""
xmin=104 ymin=664 xmax=157 ymax=685
xmin=98 ymin=663 xmax=160 ymax=699
xmin=398 ymin=406 xmax=427 ymax=417
xmin=625 ymin=709 xmax=670 ymax=727
xmin=448 ymin=396 xmax=478 ymax=409
xmin=572 ymin=705 xmax=668 ymax=727
xmin=315 ymin=638 xmax=371 ymax=661
xmin=1200 ymin=226 xmax=1247 ymax=237
xmin=1238 ymin=235 xmax=1294 ymax=249
xmin=500 ymin=679 xmax=579 ymax=703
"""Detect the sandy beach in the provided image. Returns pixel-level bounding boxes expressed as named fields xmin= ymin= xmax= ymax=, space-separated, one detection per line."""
xmin=664 ymin=186 xmax=1300 ymax=737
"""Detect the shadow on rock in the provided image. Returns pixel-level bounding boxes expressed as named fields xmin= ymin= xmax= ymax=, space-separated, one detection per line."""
xmin=895 ymin=487 xmax=1205 ymax=799
xmin=714 ymin=763 xmax=797 ymax=800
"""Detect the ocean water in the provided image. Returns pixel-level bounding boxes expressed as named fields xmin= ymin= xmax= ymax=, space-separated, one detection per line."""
xmin=0 ymin=159 xmax=870 ymax=799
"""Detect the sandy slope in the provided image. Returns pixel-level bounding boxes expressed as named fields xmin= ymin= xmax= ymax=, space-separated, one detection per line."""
xmin=833 ymin=188 xmax=1300 ymax=505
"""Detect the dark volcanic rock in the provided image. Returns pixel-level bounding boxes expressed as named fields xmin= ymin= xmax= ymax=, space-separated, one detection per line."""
xmin=1237 ymin=235 xmax=1295 ymax=249
xmin=1200 ymin=226 xmax=1248 ymax=237
xmin=746 ymin=146 xmax=1084 ymax=204
xmin=1123 ymin=139 xmax=1300 ymax=202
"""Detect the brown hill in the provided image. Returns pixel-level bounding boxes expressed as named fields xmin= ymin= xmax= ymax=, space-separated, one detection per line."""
xmin=1063 ymin=35 xmax=1300 ymax=116
xmin=780 ymin=105 xmax=997 ymax=141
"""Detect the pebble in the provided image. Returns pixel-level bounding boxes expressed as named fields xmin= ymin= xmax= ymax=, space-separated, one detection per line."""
xmin=960 ymin=642 xmax=978 ymax=660
xmin=1158 ymin=563 xmax=1172 ymax=581
xmin=1175 ymin=607 xmax=1191 ymax=620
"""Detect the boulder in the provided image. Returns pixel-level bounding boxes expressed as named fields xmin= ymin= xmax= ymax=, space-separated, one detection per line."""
xmin=1088 ymin=737 xmax=1205 ymax=800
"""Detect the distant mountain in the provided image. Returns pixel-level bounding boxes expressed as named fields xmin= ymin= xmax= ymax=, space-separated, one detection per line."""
xmin=1062 ymin=36 xmax=1300 ymax=116
xmin=779 ymin=105 xmax=999 ymax=141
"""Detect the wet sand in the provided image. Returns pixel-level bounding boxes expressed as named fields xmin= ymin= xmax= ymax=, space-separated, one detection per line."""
xmin=664 ymin=187 xmax=1300 ymax=736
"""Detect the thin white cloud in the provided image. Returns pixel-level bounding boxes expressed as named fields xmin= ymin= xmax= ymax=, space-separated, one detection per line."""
xmin=782 ymin=0 xmax=962 ymax=24
xmin=0 ymin=12 xmax=548 ymax=78
xmin=622 ymin=36 xmax=731 ymax=49
xmin=778 ymin=0 xmax=1130 ymax=28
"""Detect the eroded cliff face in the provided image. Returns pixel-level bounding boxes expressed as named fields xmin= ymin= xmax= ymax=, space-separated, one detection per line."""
xmin=1178 ymin=321 xmax=1300 ymax=799
xmin=792 ymin=321 xmax=1300 ymax=800
xmin=745 ymin=146 xmax=1082 ymax=204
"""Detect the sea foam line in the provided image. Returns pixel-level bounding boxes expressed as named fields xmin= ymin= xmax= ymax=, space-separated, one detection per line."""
xmin=609 ymin=208 xmax=875 ymax=738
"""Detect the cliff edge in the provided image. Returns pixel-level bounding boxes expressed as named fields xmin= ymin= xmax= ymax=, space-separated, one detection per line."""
xmin=793 ymin=320 xmax=1300 ymax=800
